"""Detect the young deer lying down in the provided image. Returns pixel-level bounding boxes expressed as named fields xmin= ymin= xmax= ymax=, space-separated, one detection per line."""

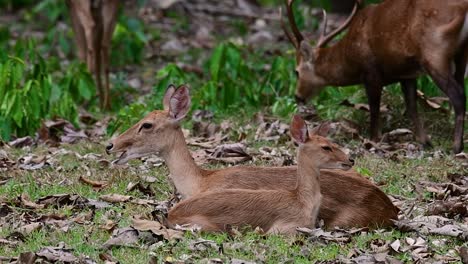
xmin=106 ymin=85 xmax=399 ymax=228
xmin=166 ymin=115 xmax=353 ymax=234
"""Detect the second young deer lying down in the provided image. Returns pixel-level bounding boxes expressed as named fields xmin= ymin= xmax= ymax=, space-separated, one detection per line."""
xmin=106 ymin=85 xmax=399 ymax=228
xmin=167 ymin=115 xmax=353 ymax=234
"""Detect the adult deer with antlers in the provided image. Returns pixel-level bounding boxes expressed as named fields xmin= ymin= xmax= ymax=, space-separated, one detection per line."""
xmin=282 ymin=0 xmax=468 ymax=153
xmin=106 ymin=85 xmax=399 ymax=229
xmin=167 ymin=115 xmax=353 ymax=234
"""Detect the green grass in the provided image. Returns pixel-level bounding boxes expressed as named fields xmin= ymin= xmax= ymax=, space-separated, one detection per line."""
xmin=1 ymin=1 xmax=467 ymax=262
xmin=1 ymin=120 xmax=466 ymax=263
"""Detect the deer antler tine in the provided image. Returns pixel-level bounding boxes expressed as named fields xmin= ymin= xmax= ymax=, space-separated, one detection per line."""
xmin=319 ymin=9 xmax=328 ymax=45
xmin=280 ymin=7 xmax=299 ymax=48
xmin=286 ymin=0 xmax=304 ymax=45
xmin=317 ymin=0 xmax=360 ymax=48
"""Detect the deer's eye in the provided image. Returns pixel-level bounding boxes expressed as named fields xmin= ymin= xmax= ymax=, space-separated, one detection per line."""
xmin=295 ymin=70 xmax=299 ymax=78
xmin=321 ymin=146 xmax=332 ymax=152
xmin=142 ymin=123 xmax=153 ymax=129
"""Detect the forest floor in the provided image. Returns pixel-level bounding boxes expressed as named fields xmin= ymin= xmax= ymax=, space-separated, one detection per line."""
xmin=1 ymin=114 xmax=467 ymax=263
xmin=1 ymin=0 xmax=468 ymax=263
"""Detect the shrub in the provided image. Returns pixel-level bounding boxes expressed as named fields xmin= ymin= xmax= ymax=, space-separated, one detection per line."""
xmin=0 ymin=40 xmax=96 ymax=141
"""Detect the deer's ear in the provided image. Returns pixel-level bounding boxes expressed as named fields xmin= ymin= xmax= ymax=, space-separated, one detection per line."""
xmin=290 ymin=115 xmax=308 ymax=144
xmin=163 ymin=84 xmax=177 ymax=111
xmin=299 ymin=41 xmax=314 ymax=62
xmin=309 ymin=122 xmax=331 ymax=137
xmin=169 ymin=85 xmax=191 ymax=122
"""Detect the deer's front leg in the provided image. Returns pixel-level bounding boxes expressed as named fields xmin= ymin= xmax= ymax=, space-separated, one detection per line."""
xmin=364 ymin=83 xmax=383 ymax=142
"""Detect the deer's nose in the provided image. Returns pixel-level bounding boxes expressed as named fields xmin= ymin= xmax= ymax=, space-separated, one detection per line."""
xmin=106 ymin=143 xmax=113 ymax=154
xmin=295 ymin=95 xmax=306 ymax=105
xmin=349 ymin=158 xmax=355 ymax=166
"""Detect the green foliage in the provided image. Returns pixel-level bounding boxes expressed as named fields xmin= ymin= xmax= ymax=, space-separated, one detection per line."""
xmin=32 ymin=0 xmax=66 ymax=24
xmin=0 ymin=40 xmax=96 ymax=141
xmin=111 ymin=14 xmax=148 ymax=66
xmin=0 ymin=0 xmax=35 ymax=9
xmin=107 ymin=63 xmax=192 ymax=134
xmin=199 ymin=43 xmax=296 ymax=112
xmin=313 ymin=85 xmax=366 ymax=120
xmin=109 ymin=42 xmax=298 ymax=133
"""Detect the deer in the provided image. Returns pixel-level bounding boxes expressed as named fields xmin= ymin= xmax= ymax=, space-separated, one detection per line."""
xmin=166 ymin=115 xmax=353 ymax=234
xmin=66 ymin=0 xmax=119 ymax=110
xmin=281 ymin=0 xmax=468 ymax=153
xmin=106 ymin=84 xmax=399 ymax=229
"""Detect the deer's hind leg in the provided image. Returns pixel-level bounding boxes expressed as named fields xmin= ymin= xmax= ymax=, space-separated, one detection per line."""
xmin=424 ymin=58 xmax=466 ymax=153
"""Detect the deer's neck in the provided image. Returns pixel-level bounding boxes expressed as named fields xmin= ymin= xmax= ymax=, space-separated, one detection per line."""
xmin=315 ymin=41 xmax=361 ymax=86
xmin=162 ymin=129 xmax=202 ymax=198
xmin=295 ymin=151 xmax=322 ymax=207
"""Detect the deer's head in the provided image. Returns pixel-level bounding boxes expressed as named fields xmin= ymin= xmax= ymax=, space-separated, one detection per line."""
xmin=290 ymin=115 xmax=354 ymax=170
xmin=106 ymin=84 xmax=191 ymax=165
xmin=281 ymin=0 xmax=359 ymax=103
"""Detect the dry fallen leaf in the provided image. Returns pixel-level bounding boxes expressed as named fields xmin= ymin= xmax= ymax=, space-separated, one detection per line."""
xmin=60 ymin=126 xmax=88 ymax=143
xmin=102 ymin=227 xmax=139 ymax=249
xmin=9 ymin=136 xmax=34 ymax=148
xmin=100 ymin=194 xmax=132 ymax=203
xmin=18 ymin=223 xmax=42 ymax=235
xmin=99 ymin=219 xmax=117 ymax=232
xmin=18 ymin=154 xmax=49 ymax=170
xmin=427 ymin=200 xmax=467 ymax=217
xmin=208 ymin=143 xmax=252 ymax=164
xmin=20 ymin=193 xmax=45 ymax=209
xmin=36 ymin=243 xmax=78 ymax=263
xmin=296 ymin=227 xmax=362 ymax=244
xmin=18 ymin=252 xmax=37 ymax=263
xmin=79 ymin=176 xmax=108 ymax=190
xmin=132 ymin=217 xmax=184 ymax=241
xmin=459 ymin=246 xmax=468 ymax=264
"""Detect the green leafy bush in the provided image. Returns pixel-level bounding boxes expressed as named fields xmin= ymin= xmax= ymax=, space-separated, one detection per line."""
xmin=111 ymin=15 xmax=148 ymax=67
xmin=0 ymin=40 xmax=96 ymax=141
xmin=107 ymin=63 xmax=193 ymax=134
xmin=109 ymin=42 xmax=298 ymax=133
xmin=198 ymin=43 xmax=296 ymax=111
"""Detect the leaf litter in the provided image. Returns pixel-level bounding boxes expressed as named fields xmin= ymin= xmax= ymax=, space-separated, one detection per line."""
xmin=1 ymin=1 xmax=468 ymax=262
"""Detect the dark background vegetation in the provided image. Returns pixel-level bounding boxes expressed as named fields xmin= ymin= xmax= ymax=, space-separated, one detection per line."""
xmin=0 ymin=0 xmax=464 ymax=147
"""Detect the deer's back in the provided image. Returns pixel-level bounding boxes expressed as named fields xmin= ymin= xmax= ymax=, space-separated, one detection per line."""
xmin=343 ymin=0 xmax=468 ymax=81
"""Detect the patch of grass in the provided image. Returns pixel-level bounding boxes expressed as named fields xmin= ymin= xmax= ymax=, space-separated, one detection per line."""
xmin=1 ymin=116 xmax=466 ymax=262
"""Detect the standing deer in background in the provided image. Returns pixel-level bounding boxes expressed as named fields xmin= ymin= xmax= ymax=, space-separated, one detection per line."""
xmin=282 ymin=0 xmax=468 ymax=153
xmin=107 ymin=85 xmax=399 ymax=229
xmin=167 ymin=115 xmax=353 ymax=234
xmin=66 ymin=0 xmax=119 ymax=110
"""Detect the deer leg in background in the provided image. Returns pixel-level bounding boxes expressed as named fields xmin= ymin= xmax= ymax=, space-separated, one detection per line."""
xmin=364 ymin=83 xmax=383 ymax=142
xmin=101 ymin=0 xmax=119 ymax=110
xmin=400 ymin=79 xmax=432 ymax=147
xmin=425 ymin=62 xmax=466 ymax=153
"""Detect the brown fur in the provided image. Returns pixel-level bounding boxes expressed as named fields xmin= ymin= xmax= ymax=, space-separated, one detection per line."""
xmin=284 ymin=0 xmax=468 ymax=153
xmin=108 ymin=86 xmax=399 ymax=230
xmin=199 ymin=167 xmax=398 ymax=228
xmin=167 ymin=117 xmax=353 ymax=234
